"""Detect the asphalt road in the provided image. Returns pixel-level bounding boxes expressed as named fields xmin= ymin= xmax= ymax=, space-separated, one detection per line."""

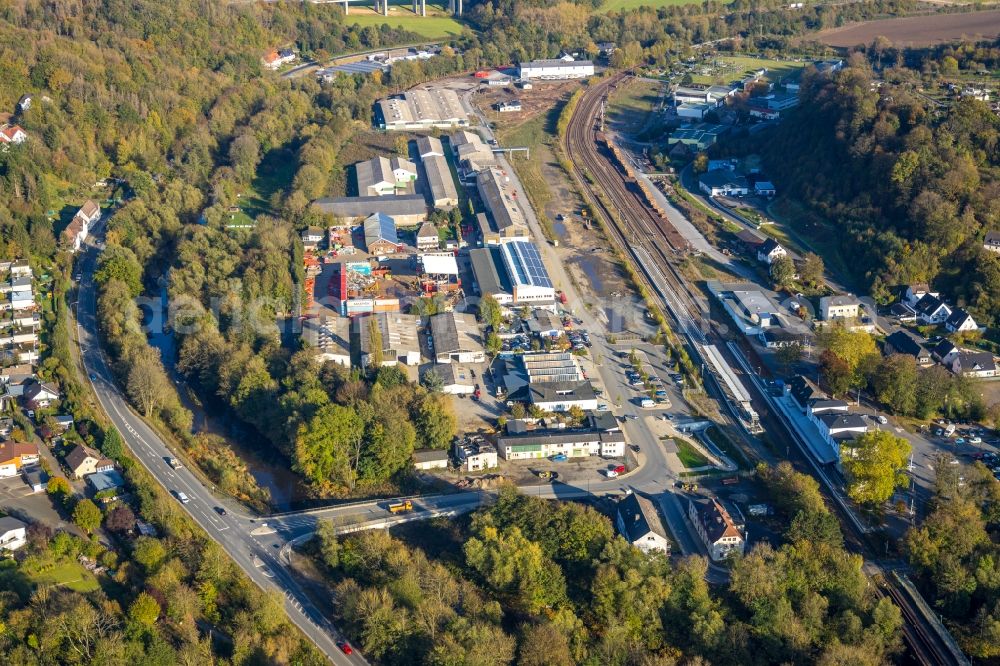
xmin=73 ymin=225 xmax=368 ymax=666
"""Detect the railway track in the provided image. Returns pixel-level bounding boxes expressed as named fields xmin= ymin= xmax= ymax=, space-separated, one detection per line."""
xmin=564 ymin=73 xmax=706 ymax=337
xmin=563 ymin=72 xmax=966 ymax=666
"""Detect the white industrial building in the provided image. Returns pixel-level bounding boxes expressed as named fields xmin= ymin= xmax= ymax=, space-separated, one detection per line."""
xmin=469 ymin=241 xmax=556 ymax=307
xmin=518 ymin=59 xmax=594 ymax=80
xmin=496 ymin=428 xmax=624 ymax=460
xmin=377 ymin=89 xmax=469 ymax=131
xmin=355 ymin=312 xmax=421 ymax=367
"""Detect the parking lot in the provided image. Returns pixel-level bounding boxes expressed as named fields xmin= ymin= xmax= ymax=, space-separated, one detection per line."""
xmin=0 ymin=470 xmax=69 ymax=531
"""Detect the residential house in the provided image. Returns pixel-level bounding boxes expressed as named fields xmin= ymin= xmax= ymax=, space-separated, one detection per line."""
xmin=454 ymin=440 xmax=498 ymax=471
xmin=65 ymin=444 xmax=111 ymax=479
xmin=0 ymin=441 xmax=39 ymax=478
xmin=756 ymin=238 xmax=787 ymax=265
xmin=913 ymin=294 xmax=951 ymax=325
xmin=496 ymin=428 xmax=625 ymax=460
xmin=0 ymin=516 xmax=27 ymax=551
xmin=903 ymin=284 xmax=937 ymax=306
xmin=16 ymin=94 xmax=31 ymax=114
xmin=950 ymin=351 xmax=997 ymax=378
xmin=416 ymin=222 xmax=440 ymax=252
xmin=362 ymin=212 xmax=400 ymax=256
xmin=86 ymin=470 xmax=126 ymax=499
xmin=355 ymin=312 xmax=421 ymax=367
xmin=819 ymin=295 xmax=861 ymax=321
xmin=301 ymin=227 xmax=324 ymax=252
xmin=984 ymin=231 xmax=1000 ymax=253
xmin=413 ymin=448 xmax=449 ymax=471
xmin=889 ymin=302 xmax=917 ymax=323
xmin=698 ymin=171 xmax=749 ymax=197
xmin=884 ymin=330 xmax=932 ymax=365
xmin=262 ymin=48 xmax=296 ymax=70
xmin=616 ymin=492 xmax=670 ymax=554
xmin=53 ymin=415 xmax=74 ymax=431
xmin=23 ymin=381 xmax=59 ymax=409
xmin=62 ymin=200 xmax=101 ymax=252
xmin=932 ymin=339 xmax=960 ymax=365
xmin=945 ymin=308 xmax=978 ymax=333
xmin=735 ymin=229 xmax=766 ymax=254
xmin=0 ymin=125 xmax=27 ymax=144
xmin=688 ymin=496 xmax=745 ymax=561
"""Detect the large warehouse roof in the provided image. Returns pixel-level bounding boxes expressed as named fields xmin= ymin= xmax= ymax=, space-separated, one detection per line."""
xmin=501 ymin=241 xmax=552 ymax=289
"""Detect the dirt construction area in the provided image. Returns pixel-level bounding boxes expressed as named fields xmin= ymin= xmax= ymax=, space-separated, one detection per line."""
xmin=814 ymin=9 xmax=1000 ymax=47
xmin=485 ymin=82 xmax=650 ymax=334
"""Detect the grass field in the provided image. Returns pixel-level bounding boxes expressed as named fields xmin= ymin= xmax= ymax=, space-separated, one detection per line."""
xmin=607 ymin=79 xmax=664 ymax=135
xmin=30 ymin=562 xmax=100 ymax=593
xmin=673 ymin=437 xmax=710 ymax=468
xmin=689 ymin=56 xmax=806 ymax=86
xmin=496 ymin=104 xmax=564 ymax=239
xmin=346 ymin=3 xmax=465 ymax=38
xmin=600 ymin=0 xmax=703 ymax=12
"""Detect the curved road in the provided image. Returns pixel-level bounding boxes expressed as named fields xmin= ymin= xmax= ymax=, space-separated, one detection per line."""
xmin=72 ymin=220 xmax=730 ymax=660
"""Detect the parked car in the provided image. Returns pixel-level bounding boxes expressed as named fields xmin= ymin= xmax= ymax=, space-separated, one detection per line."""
xmin=970 ymin=436 xmax=983 ymax=444
xmin=550 ymin=453 xmax=567 ymax=462
xmin=876 ymin=415 xmax=888 ymax=425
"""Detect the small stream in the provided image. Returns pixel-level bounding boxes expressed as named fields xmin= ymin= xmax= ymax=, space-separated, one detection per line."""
xmin=145 ymin=284 xmax=311 ymax=510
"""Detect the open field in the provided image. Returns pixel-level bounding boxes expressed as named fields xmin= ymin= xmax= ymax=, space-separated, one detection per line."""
xmin=600 ymin=0 xmax=704 ymax=12
xmin=345 ymin=2 xmax=465 ymax=37
xmin=814 ymin=9 xmax=1000 ymax=47
xmin=689 ymin=56 xmax=806 ymax=85
xmin=30 ymin=562 xmax=101 ymax=593
xmin=607 ymin=79 xmax=665 ymax=135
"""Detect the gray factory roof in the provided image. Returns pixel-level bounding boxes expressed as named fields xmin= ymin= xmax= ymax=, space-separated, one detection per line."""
xmin=469 ymin=247 xmax=512 ymax=296
xmin=429 ymin=312 xmax=482 ymax=355
xmin=423 ymin=154 xmax=459 ymax=206
xmin=416 ymin=135 xmax=444 ymax=157
xmin=477 ymin=168 xmax=527 ymax=234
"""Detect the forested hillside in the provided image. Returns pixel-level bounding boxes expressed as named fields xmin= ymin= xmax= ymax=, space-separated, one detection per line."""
xmin=759 ymin=55 xmax=1000 ymax=322
xmin=306 ymin=475 xmax=903 ymax=665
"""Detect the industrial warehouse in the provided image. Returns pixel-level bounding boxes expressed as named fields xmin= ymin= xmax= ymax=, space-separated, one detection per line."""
xmin=469 ymin=240 xmax=556 ymax=307
xmin=476 ymin=168 xmax=529 ymax=240
xmin=517 ymin=58 xmax=595 ymax=80
xmin=376 ymin=88 xmax=469 ymax=131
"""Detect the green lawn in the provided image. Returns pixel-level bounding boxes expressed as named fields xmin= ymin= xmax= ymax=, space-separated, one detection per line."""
xmin=608 ymin=79 xmax=665 ymax=135
xmin=346 ymin=4 xmax=465 ymax=38
xmin=245 ymin=144 xmax=300 ymax=217
xmin=30 ymin=562 xmax=100 ymax=593
xmin=496 ymin=104 xmax=564 ymax=239
xmin=689 ymin=56 xmax=806 ymax=86
xmin=673 ymin=437 xmax=710 ymax=468
xmin=600 ymin=0 xmax=704 ymax=12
